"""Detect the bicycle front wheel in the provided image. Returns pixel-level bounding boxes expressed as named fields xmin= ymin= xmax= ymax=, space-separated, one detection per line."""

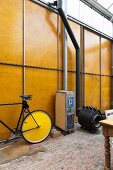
xmin=21 ymin=110 xmax=52 ymax=144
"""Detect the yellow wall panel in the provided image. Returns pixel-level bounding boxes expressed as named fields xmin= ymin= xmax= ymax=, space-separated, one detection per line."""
xmin=58 ymin=19 xmax=63 ymax=70
xmin=68 ymin=72 xmax=76 ymax=91
xmin=57 ymin=71 xmax=63 ymax=90
xmin=101 ymin=38 xmax=112 ymax=75
xmin=26 ymin=0 xmax=57 ymax=68
xmin=0 ymin=1 xmax=112 ymax=140
xmin=0 ymin=105 xmax=22 ymax=140
xmin=0 ymin=0 xmax=23 ymax=64
xmin=84 ymin=30 xmax=100 ymax=74
xmin=0 ymin=65 xmax=23 ymax=139
xmin=85 ymin=75 xmax=100 ymax=109
xmin=101 ymin=77 xmax=111 ymax=112
xmin=25 ymin=68 xmax=57 ymax=123
xmin=68 ymin=21 xmax=80 ymax=71
xmin=0 ymin=65 xmax=23 ymax=103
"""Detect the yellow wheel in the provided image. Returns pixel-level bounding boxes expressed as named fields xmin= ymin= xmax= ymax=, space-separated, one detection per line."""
xmin=21 ymin=110 xmax=52 ymax=144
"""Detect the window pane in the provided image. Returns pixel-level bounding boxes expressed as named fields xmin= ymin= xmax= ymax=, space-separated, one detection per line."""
xmin=80 ymin=1 xmax=93 ymax=25
xmin=43 ymin=0 xmax=113 ymax=38
xmin=92 ymin=10 xmax=104 ymax=32
xmin=109 ymin=4 xmax=113 ymax=13
xmin=103 ymin=17 xmax=113 ymax=37
xmin=67 ymin=0 xmax=80 ymax=19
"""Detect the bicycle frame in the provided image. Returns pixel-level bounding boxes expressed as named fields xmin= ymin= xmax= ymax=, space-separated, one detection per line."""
xmin=0 ymin=95 xmax=51 ymax=144
xmin=0 ymin=100 xmax=31 ymax=134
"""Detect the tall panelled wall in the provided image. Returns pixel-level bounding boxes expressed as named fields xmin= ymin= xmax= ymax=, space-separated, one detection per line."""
xmin=0 ymin=0 xmax=58 ymax=139
xmin=0 ymin=0 xmax=23 ymax=139
xmin=0 ymin=0 xmax=112 ymax=139
xmin=84 ymin=30 xmax=112 ymax=112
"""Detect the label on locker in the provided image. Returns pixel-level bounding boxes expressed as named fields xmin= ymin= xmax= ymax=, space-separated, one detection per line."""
xmin=67 ymin=96 xmax=74 ymax=114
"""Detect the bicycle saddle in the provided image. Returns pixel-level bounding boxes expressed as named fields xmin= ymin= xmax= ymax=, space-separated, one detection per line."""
xmin=20 ymin=95 xmax=32 ymax=100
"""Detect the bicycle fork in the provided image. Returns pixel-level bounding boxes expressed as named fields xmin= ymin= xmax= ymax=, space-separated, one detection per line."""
xmin=27 ymin=109 xmax=41 ymax=128
xmin=22 ymin=109 xmax=41 ymax=133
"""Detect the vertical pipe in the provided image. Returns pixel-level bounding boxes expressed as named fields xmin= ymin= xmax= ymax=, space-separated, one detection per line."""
xmin=110 ymin=23 xmax=113 ymax=109
xmin=112 ymin=22 xmax=113 ymax=108
xmin=57 ymin=7 xmax=80 ymax=114
xmin=57 ymin=14 xmax=61 ymax=90
xmin=57 ymin=8 xmax=79 ymax=49
xmin=111 ymin=42 xmax=113 ymax=109
xmin=58 ymin=0 xmax=68 ymax=91
xmin=76 ymin=49 xmax=80 ymax=115
xmin=23 ymin=0 xmax=26 ymax=95
xmin=80 ymin=26 xmax=84 ymax=107
xmin=100 ymin=36 xmax=102 ymax=111
xmin=62 ymin=0 xmax=67 ymax=91
xmin=111 ymin=23 xmax=113 ymax=109
xmin=22 ymin=0 xmax=26 ymax=120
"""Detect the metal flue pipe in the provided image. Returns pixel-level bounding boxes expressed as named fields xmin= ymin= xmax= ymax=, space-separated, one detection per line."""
xmin=62 ymin=0 xmax=68 ymax=91
xmin=57 ymin=7 xmax=80 ymax=115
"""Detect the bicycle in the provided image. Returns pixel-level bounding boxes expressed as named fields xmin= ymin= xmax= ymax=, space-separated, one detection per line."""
xmin=0 ymin=95 xmax=52 ymax=144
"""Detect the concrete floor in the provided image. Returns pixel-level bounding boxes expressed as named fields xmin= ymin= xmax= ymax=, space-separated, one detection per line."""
xmin=0 ymin=123 xmax=112 ymax=170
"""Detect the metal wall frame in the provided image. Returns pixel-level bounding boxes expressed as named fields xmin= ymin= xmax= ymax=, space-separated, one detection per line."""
xmin=100 ymin=36 xmax=102 ymax=111
xmin=83 ymin=27 xmax=113 ymax=111
xmin=80 ymin=26 xmax=84 ymax=107
xmin=111 ymin=42 xmax=113 ymax=109
xmin=30 ymin=0 xmax=113 ymax=40
xmin=0 ymin=0 xmax=112 ymax=110
xmin=23 ymin=0 xmax=26 ymax=96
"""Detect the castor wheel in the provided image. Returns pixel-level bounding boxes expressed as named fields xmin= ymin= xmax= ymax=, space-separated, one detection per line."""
xmin=81 ymin=126 xmax=86 ymax=130
xmin=81 ymin=125 xmax=84 ymax=129
xmin=62 ymin=131 xmax=67 ymax=136
xmin=68 ymin=130 xmax=71 ymax=134
xmin=71 ymin=129 xmax=74 ymax=133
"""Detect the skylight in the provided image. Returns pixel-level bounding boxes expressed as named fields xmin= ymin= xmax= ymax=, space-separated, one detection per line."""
xmin=96 ymin=0 xmax=113 ymax=14
xmin=109 ymin=4 xmax=113 ymax=13
xmin=42 ymin=0 xmax=113 ymax=38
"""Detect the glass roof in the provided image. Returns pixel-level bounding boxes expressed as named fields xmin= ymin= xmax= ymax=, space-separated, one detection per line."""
xmin=95 ymin=0 xmax=113 ymax=14
xmin=46 ymin=0 xmax=113 ymax=14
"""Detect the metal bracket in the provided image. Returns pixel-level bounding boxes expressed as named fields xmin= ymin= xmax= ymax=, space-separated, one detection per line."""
xmin=48 ymin=1 xmax=57 ymax=7
xmin=48 ymin=0 xmax=62 ymax=9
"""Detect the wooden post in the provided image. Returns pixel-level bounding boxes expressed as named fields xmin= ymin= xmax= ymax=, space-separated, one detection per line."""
xmin=104 ymin=136 xmax=111 ymax=170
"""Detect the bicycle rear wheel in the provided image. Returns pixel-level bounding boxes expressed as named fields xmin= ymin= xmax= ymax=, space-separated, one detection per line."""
xmin=21 ymin=110 xmax=52 ymax=144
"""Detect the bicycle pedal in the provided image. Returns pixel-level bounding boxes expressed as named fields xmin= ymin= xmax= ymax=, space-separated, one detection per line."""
xmin=10 ymin=132 xmax=15 ymax=138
